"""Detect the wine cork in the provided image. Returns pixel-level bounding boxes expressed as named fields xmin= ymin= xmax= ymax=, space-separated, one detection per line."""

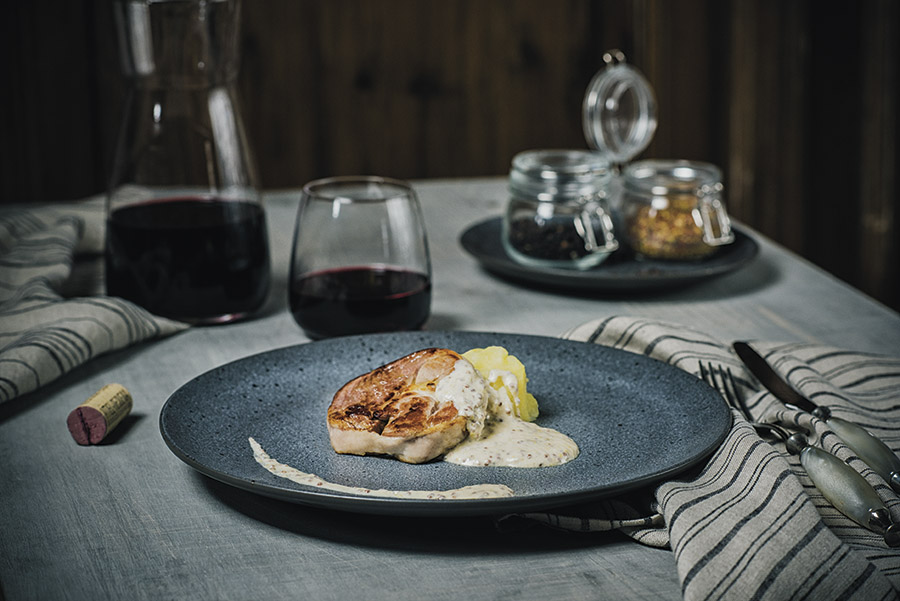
xmin=67 ymin=384 xmax=133 ymax=445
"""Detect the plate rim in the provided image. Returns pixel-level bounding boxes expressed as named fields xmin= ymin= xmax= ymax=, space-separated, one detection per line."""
xmin=160 ymin=331 xmax=732 ymax=517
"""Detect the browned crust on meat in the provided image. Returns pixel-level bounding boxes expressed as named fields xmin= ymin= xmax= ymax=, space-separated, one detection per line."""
xmin=326 ymin=348 xmax=468 ymax=463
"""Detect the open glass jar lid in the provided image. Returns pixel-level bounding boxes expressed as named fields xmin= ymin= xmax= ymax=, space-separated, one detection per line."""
xmin=582 ymin=49 xmax=658 ymax=165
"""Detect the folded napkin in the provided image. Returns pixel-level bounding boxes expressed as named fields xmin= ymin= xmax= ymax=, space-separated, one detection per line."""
xmin=509 ymin=316 xmax=900 ymax=601
xmin=0 ymin=199 xmax=188 ymax=403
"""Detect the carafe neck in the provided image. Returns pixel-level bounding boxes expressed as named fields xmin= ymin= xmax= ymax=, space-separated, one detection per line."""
xmin=114 ymin=0 xmax=242 ymax=89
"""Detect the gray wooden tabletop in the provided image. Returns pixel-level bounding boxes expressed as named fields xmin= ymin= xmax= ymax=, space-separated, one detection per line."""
xmin=2 ymin=178 xmax=899 ymax=601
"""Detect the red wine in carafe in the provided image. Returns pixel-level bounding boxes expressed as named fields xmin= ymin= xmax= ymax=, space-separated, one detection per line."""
xmin=105 ymin=197 xmax=270 ymax=323
xmin=289 ymin=267 xmax=431 ymax=339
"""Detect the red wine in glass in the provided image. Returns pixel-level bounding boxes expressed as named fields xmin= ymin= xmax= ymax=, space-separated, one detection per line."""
xmin=105 ymin=197 xmax=270 ymax=323
xmin=289 ymin=266 xmax=431 ymax=339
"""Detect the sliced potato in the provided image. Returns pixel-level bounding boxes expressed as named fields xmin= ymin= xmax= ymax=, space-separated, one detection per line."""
xmin=462 ymin=346 xmax=539 ymax=422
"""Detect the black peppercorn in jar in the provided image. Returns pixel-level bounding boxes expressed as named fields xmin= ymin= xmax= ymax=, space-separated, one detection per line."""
xmin=621 ymin=160 xmax=735 ymax=260
xmin=502 ymin=150 xmax=618 ymax=270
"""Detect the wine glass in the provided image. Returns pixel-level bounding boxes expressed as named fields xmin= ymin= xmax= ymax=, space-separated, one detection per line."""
xmin=289 ymin=176 xmax=432 ymax=339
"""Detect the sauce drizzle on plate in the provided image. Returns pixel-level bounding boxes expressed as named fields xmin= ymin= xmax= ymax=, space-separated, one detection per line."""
xmin=249 ymin=437 xmax=514 ymax=500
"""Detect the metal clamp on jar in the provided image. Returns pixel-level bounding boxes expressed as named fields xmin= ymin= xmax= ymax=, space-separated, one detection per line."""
xmin=622 ymin=161 xmax=735 ymax=260
xmin=503 ymin=149 xmax=618 ymax=270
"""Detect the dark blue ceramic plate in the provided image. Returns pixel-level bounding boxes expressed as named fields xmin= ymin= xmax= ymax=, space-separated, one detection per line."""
xmin=160 ymin=331 xmax=731 ymax=516
xmin=459 ymin=217 xmax=758 ymax=291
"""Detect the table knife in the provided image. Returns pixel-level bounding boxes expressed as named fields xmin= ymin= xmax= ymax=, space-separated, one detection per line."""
xmin=733 ymin=341 xmax=900 ymax=494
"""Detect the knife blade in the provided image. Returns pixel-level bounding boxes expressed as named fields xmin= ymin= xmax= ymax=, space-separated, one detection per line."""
xmin=733 ymin=341 xmax=900 ymax=494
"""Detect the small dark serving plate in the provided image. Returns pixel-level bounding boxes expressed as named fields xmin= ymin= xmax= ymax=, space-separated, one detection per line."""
xmin=459 ymin=217 xmax=758 ymax=292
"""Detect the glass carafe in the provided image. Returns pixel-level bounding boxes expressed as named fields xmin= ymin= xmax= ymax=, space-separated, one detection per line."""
xmin=105 ymin=0 xmax=270 ymax=324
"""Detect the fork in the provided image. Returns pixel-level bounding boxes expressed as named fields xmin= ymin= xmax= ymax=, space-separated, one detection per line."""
xmin=698 ymin=362 xmax=807 ymax=452
xmin=699 ymin=361 xmax=900 ymax=546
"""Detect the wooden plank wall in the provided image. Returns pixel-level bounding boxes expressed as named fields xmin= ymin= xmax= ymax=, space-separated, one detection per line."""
xmin=2 ymin=0 xmax=897 ymax=312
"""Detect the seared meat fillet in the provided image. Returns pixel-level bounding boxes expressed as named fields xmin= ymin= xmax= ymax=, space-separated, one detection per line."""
xmin=327 ymin=348 xmax=468 ymax=463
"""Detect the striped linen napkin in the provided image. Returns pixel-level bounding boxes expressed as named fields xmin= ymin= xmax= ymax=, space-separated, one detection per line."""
xmin=511 ymin=316 xmax=900 ymax=600
xmin=0 ymin=199 xmax=188 ymax=403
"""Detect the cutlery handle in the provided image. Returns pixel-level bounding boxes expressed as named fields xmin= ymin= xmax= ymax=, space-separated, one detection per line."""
xmin=827 ymin=417 xmax=900 ymax=493
xmin=800 ymin=446 xmax=897 ymax=541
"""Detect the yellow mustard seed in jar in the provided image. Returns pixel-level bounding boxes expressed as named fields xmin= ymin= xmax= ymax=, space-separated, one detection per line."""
xmin=626 ymin=194 xmax=718 ymax=260
xmin=621 ymin=160 xmax=734 ymax=260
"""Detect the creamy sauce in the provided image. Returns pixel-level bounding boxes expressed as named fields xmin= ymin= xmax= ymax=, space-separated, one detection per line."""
xmin=443 ymin=416 xmax=579 ymax=467
xmin=249 ymin=437 xmax=514 ymax=499
xmin=441 ymin=360 xmax=580 ymax=468
xmin=434 ymin=358 xmax=491 ymax=439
